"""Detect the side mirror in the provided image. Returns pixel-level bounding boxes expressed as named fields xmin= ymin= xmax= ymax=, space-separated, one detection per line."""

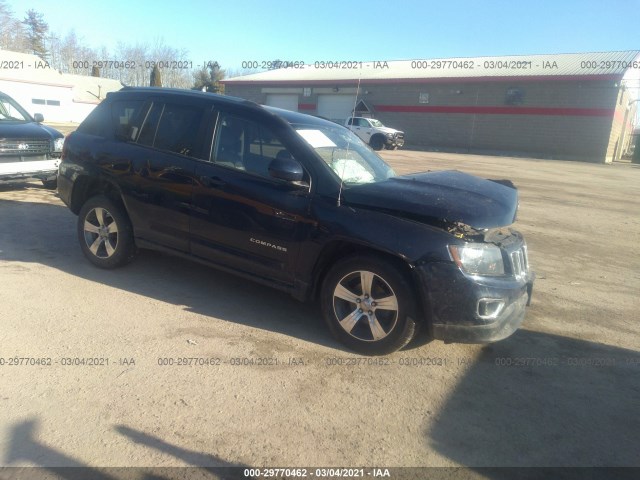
xmin=268 ymin=157 xmax=304 ymax=183
xmin=33 ymin=113 xmax=44 ymax=123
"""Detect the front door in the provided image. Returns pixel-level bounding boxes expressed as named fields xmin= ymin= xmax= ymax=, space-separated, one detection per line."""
xmin=353 ymin=118 xmax=373 ymax=142
xmin=190 ymin=111 xmax=312 ymax=284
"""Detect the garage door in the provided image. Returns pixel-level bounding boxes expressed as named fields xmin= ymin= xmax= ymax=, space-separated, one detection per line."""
xmin=265 ymin=94 xmax=299 ymax=112
xmin=317 ymin=95 xmax=356 ymax=124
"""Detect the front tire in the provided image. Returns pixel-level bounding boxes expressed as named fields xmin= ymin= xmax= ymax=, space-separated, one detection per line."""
xmin=41 ymin=178 xmax=57 ymax=189
xmin=77 ymin=195 xmax=137 ymax=269
xmin=321 ymin=255 xmax=417 ymax=355
xmin=369 ymin=136 xmax=385 ymax=151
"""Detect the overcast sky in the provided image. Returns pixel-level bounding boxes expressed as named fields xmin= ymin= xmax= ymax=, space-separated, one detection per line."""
xmin=4 ymin=0 xmax=640 ymax=71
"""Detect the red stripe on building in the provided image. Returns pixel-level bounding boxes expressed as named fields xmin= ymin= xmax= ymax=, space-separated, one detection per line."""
xmin=298 ymin=103 xmax=315 ymax=110
xmin=375 ymin=105 xmax=615 ymax=117
xmin=0 ymin=77 xmax=73 ymax=88
xmin=222 ymin=74 xmax=622 ymax=86
xmin=613 ymin=109 xmax=626 ymax=123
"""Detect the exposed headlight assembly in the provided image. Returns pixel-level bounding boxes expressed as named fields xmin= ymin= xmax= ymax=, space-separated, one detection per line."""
xmin=448 ymin=243 xmax=505 ymax=276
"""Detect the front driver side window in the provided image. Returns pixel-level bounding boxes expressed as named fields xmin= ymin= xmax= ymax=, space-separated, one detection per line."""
xmin=212 ymin=113 xmax=297 ymax=179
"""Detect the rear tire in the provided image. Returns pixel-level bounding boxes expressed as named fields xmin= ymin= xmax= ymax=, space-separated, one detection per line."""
xmin=321 ymin=255 xmax=417 ymax=355
xmin=77 ymin=195 xmax=137 ymax=269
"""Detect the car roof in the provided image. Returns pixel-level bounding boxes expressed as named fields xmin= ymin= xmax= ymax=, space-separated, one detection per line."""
xmin=110 ymin=87 xmax=341 ymax=129
xmin=262 ymin=106 xmax=342 ymax=128
xmin=114 ymin=86 xmax=255 ymax=107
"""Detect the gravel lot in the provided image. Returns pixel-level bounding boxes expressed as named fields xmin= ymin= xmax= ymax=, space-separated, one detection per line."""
xmin=0 ymin=151 xmax=638 ymax=477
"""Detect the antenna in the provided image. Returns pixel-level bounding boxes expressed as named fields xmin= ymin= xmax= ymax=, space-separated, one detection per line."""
xmin=337 ymin=74 xmax=362 ymax=207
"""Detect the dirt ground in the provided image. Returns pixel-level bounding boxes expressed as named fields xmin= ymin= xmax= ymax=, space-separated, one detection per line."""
xmin=0 ymin=151 xmax=638 ymax=478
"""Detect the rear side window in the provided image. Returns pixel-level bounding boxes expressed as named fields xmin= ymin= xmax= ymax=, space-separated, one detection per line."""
xmin=77 ymin=103 xmax=111 ymax=137
xmin=136 ymin=102 xmax=206 ymax=159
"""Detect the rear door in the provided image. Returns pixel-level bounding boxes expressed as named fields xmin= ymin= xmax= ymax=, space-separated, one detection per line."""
xmin=190 ymin=110 xmax=313 ymax=284
xmin=120 ymin=98 xmax=211 ymax=252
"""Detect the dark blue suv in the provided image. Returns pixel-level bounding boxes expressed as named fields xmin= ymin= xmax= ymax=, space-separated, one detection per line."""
xmin=58 ymin=87 xmax=534 ymax=355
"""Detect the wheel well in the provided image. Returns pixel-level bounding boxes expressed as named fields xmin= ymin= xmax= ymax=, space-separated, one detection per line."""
xmin=70 ymin=176 xmax=124 ymax=214
xmin=370 ymin=133 xmax=385 ymax=143
xmin=311 ymin=241 xmax=418 ymax=304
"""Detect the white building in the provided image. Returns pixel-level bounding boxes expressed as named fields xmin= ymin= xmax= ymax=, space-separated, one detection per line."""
xmin=0 ymin=50 xmax=122 ymax=123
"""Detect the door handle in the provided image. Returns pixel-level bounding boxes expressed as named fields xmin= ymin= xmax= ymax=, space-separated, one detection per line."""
xmin=274 ymin=210 xmax=295 ymax=221
xmin=200 ymin=176 xmax=226 ymax=188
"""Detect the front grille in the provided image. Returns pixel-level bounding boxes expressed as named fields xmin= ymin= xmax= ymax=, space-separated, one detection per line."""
xmin=510 ymin=245 xmax=529 ymax=278
xmin=0 ymin=138 xmax=51 ymax=155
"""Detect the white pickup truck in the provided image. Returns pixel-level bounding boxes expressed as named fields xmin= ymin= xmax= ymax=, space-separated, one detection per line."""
xmin=345 ymin=117 xmax=405 ymax=151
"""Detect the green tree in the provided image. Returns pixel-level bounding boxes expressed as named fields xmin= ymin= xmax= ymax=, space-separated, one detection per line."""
xmin=193 ymin=61 xmax=225 ymax=93
xmin=22 ymin=9 xmax=49 ymax=60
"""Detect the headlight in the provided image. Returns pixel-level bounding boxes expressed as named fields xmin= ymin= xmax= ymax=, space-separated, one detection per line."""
xmin=54 ymin=137 xmax=64 ymax=152
xmin=385 ymin=132 xmax=394 ymax=138
xmin=448 ymin=243 xmax=505 ymax=276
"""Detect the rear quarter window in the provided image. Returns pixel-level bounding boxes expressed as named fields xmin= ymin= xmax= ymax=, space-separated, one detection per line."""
xmin=77 ymin=99 xmax=144 ymax=139
xmin=77 ymin=103 xmax=111 ymax=137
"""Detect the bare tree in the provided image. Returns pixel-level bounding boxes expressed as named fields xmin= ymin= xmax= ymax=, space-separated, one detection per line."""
xmin=0 ymin=8 xmax=203 ymax=90
xmin=115 ymin=41 xmax=150 ymax=86
xmin=0 ymin=0 xmax=27 ymax=52
xmin=61 ymin=30 xmax=82 ymax=73
xmin=149 ymin=38 xmax=192 ymax=88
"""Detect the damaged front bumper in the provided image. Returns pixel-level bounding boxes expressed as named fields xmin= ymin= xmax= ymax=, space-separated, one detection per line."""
xmin=414 ymin=251 xmax=534 ymax=344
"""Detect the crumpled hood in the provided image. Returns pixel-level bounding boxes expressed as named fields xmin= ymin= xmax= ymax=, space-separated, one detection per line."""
xmin=342 ymin=170 xmax=518 ymax=229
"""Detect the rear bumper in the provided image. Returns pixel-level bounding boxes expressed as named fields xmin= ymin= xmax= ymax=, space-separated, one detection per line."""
xmin=414 ymin=262 xmax=534 ymax=344
xmin=57 ymin=167 xmax=73 ymax=208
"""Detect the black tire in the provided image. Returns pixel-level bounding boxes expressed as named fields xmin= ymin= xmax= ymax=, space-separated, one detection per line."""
xmin=41 ymin=179 xmax=57 ymax=189
xmin=77 ymin=195 xmax=137 ymax=269
xmin=320 ymin=255 xmax=418 ymax=355
xmin=369 ymin=136 xmax=385 ymax=151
